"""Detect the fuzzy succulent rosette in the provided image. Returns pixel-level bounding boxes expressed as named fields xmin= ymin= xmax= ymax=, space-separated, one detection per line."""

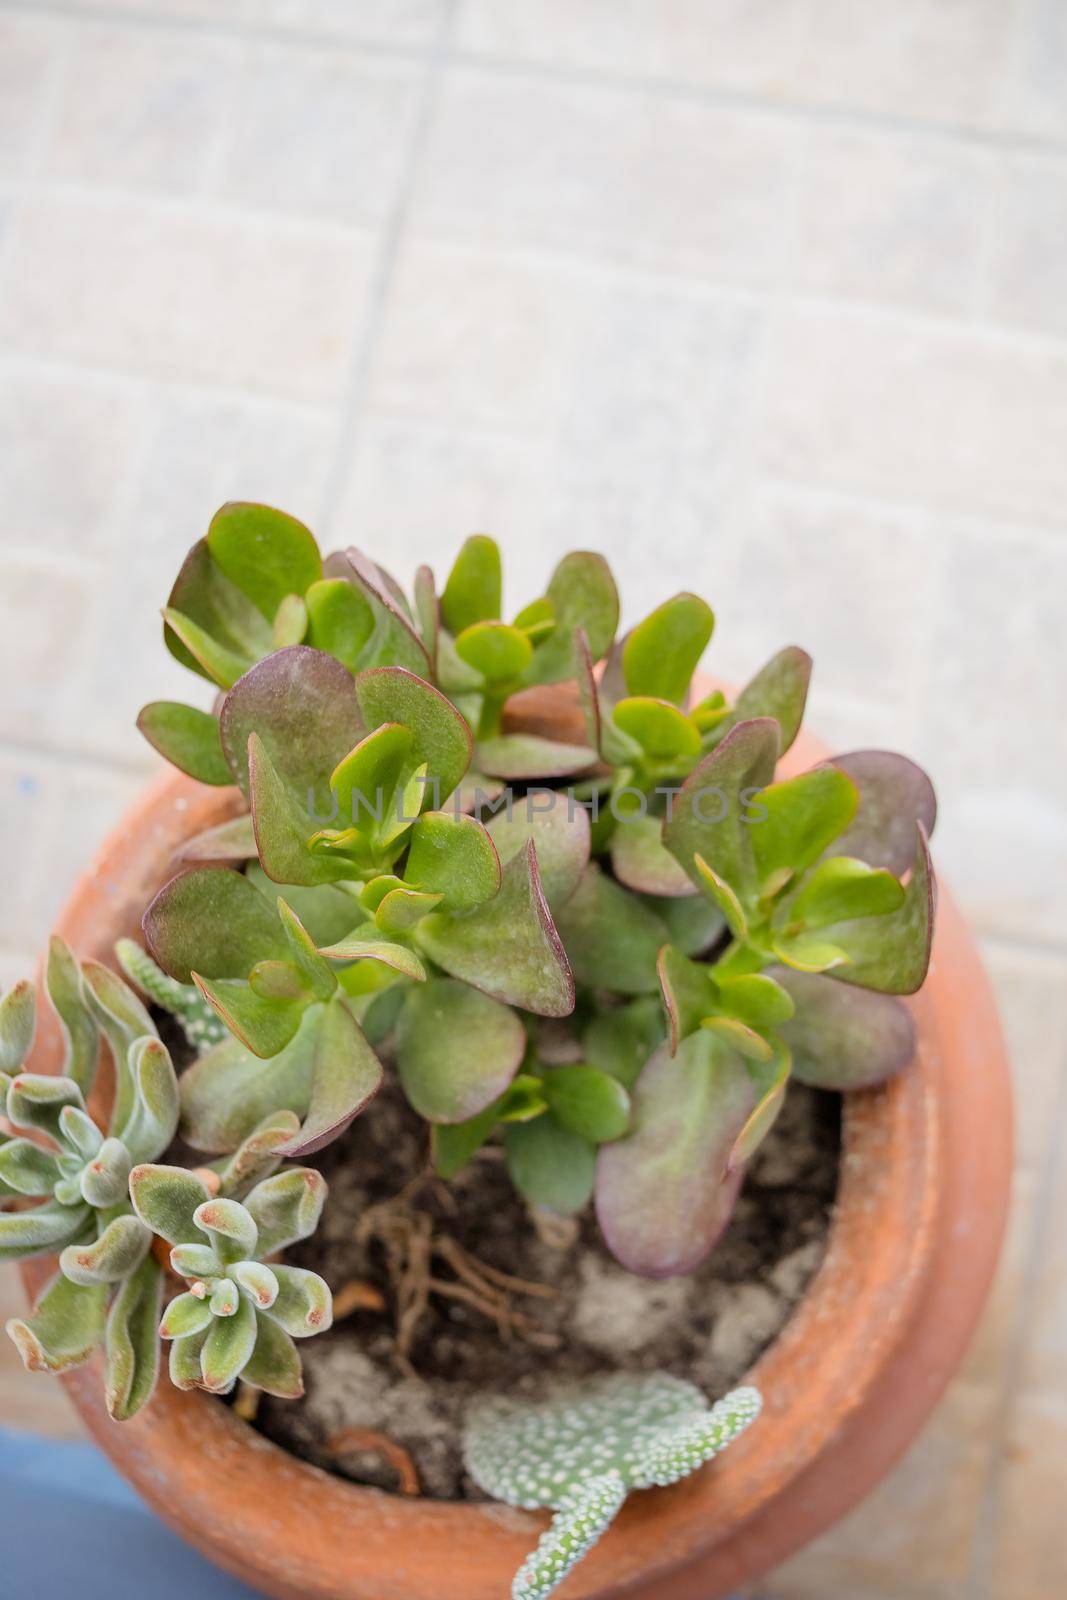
xmin=4 ymin=505 xmax=937 ymax=1594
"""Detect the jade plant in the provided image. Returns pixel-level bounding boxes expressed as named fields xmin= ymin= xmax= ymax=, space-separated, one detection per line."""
xmin=1 ymin=941 xmax=332 ymax=1413
xmin=464 ymin=1373 xmax=762 ymax=1600
xmin=124 ymin=504 xmax=935 ymax=1282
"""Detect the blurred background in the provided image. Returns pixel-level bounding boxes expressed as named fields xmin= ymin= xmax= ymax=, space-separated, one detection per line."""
xmin=0 ymin=2 xmax=1064 ymax=1595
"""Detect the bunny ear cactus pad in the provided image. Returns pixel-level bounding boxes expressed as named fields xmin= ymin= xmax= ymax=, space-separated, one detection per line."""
xmin=465 ymin=1373 xmax=761 ymax=1600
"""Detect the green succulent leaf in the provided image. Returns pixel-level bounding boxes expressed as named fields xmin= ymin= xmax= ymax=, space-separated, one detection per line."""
xmin=5 ymin=1270 xmax=107 ymax=1373
xmin=554 ymin=866 xmax=666 ymax=996
xmin=159 ymin=1289 xmax=215 ymax=1341
xmin=265 ymin=1263 xmax=332 ymax=1338
xmin=273 ymin=591 xmax=309 ymax=648
xmin=729 ymin=646 xmax=812 ymax=755
xmin=137 ymin=702 xmax=232 ymax=787
xmin=213 ymin=1111 xmax=301 ymax=1197
xmin=715 ymin=972 xmax=795 ymax=1029
xmin=483 ymin=789 xmax=590 ymax=912
xmin=455 ymin=620 xmax=532 ymax=683
xmin=207 ymin=502 xmax=322 ymax=619
xmin=176 ymin=814 xmax=258 ymax=865
xmin=0 ymin=1137 xmax=61 ymax=1196
xmin=193 ymin=1196 xmax=258 ymax=1264
xmin=163 ymin=536 xmax=271 ymax=684
xmin=129 ymin=1163 xmax=213 ymax=1247
xmin=220 ymin=644 xmax=367 ymax=800
xmin=823 ymin=750 xmax=937 ymax=876
xmin=143 ymin=866 xmax=288 ymax=986
xmin=169 ymin=1326 xmax=210 ymax=1390
xmin=404 ymin=811 xmax=502 ymax=911
xmin=179 ymin=1012 xmax=319 ymax=1152
xmin=104 ymin=1252 xmax=163 ymax=1420
xmin=0 ymin=979 xmax=35 ymax=1072
xmin=512 ymin=1475 xmax=627 ymax=1600
xmin=663 ymin=719 xmax=780 ymax=903
xmin=244 ymin=1167 xmax=327 ymax=1256
xmin=595 ymin=1032 xmax=754 ymax=1277
xmin=644 ymin=892 xmax=724 ymax=957
xmin=524 ymin=552 xmax=619 ymax=685
xmin=80 ymin=959 xmax=157 ymax=1135
xmin=416 ymin=841 xmax=575 ymax=1017
xmin=581 ymin=997 xmax=665 ymax=1092
xmin=505 ymin=1113 xmax=596 ymax=1217
xmin=0 ymin=1199 xmax=91 ymax=1262
xmin=441 ymin=535 xmax=503 ymax=636
xmin=396 ymin=978 xmax=524 ymax=1124
xmin=353 ymin=665 xmax=473 ymax=804
xmin=432 ymin=1097 xmax=504 ymax=1179
xmin=610 ymin=815 xmax=696 ymax=898
xmin=6 ymin=1072 xmax=86 ymax=1143
xmin=621 ymin=594 xmax=714 ymax=705
xmin=772 ymin=965 xmax=917 ymax=1089
xmin=76 ymin=1137 xmax=133 ymax=1208
xmin=243 ymin=1311 xmax=304 ymax=1398
xmin=272 ymin=998 xmax=382 ymax=1157
xmin=117 ymin=1035 xmax=180 ymax=1165
xmin=201 ymin=1291 xmax=257 ymax=1393
xmin=192 ymin=973 xmax=307 ymax=1060
xmin=786 ymin=856 xmax=905 ymax=930
xmin=476 ymin=734 xmax=597 ymax=781
xmin=304 ymin=577 xmax=375 ymax=671
xmin=542 ymin=1065 xmax=630 ymax=1144
xmin=750 ymin=767 xmax=859 ymax=884
xmin=657 ymin=944 xmax=717 ymax=1053
xmin=58 ymin=1214 xmax=150 ymax=1287
xmin=727 ymin=1041 xmax=792 ymax=1170
xmin=328 ymin=549 xmax=431 ymax=676
xmin=817 ymin=825 xmax=935 ymax=995
xmin=162 ymin=606 xmax=251 ymax=690
xmin=46 ymin=939 xmax=99 ymax=1095
xmin=413 ymin=564 xmax=439 ymax=662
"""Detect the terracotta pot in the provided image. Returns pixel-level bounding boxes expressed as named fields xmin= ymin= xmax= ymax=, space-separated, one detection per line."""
xmin=21 ymin=690 xmax=1013 ymax=1600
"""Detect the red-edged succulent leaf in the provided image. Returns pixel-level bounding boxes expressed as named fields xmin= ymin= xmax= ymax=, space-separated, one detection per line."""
xmin=728 ymin=1043 xmax=791 ymax=1170
xmin=180 ymin=1013 xmax=320 ymax=1152
xmin=176 ymin=814 xmax=258 ymax=863
xmin=611 ymin=815 xmax=696 ymax=897
xmin=657 ymin=944 xmax=716 ymax=1053
xmin=331 ymin=549 xmax=431 ymax=676
xmin=822 ymin=750 xmax=937 ymax=876
xmin=554 ymin=866 xmax=667 ymax=996
xmin=772 ymin=965 xmax=917 ymax=1088
xmin=595 ymin=1032 xmax=754 ymax=1278
xmin=663 ymin=719 xmax=780 ymax=902
xmin=730 ymin=646 xmax=812 ymax=755
xmin=395 ymin=978 xmax=525 ymax=1123
xmin=621 ymin=594 xmax=714 ymax=705
xmin=819 ymin=824 xmax=936 ymax=995
xmin=207 ymin=502 xmax=322 ymax=619
xmin=220 ymin=645 xmax=366 ymax=798
xmin=353 ymin=666 xmax=472 ymax=802
xmin=476 ymin=734 xmax=597 ymax=780
xmin=483 ymin=788 xmax=591 ymax=912
xmin=581 ymin=997 xmax=665 ymax=1092
xmin=404 ymin=811 xmax=501 ymax=911
xmin=143 ymin=866 xmax=288 ymax=984
xmin=415 ymin=841 xmax=575 ymax=1017
xmin=523 ymin=552 xmax=619 ymax=685
xmin=137 ymin=702 xmax=232 ymax=786
xmin=163 ymin=538 xmax=271 ymax=684
xmin=272 ymin=999 xmax=382 ymax=1156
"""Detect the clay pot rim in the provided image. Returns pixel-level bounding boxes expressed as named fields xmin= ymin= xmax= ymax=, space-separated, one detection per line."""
xmin=18 ymin=702 xmax=1007 ymax=1600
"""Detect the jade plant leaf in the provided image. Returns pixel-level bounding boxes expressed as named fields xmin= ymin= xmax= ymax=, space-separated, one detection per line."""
xmin=772 ymin=965 xmax=917 ymax=1089
xmin=581 ymin=997 xmax=665 ymax=1092
xmin=523 ymin=552 xmax=619 ymax=685
xmin=0 ymin=977 xmax=36 ymax=1072
xmin=143 ymin=866 xmax=289 ymax=985
xmin=180 ymin=1011 xmax=319 ymax=1152
xmin=541 ymin=1065 xmax=630 ymax=1144
xmin=483 ymin=789 xmax=590 ymax=912
xmin=396 ymin=978 xmax=525 ymax=1123
xmin=611 ymin=814 xmax=696 ymax=897
xmin=505 ymin=1113 xmax=596 ymax=1216
xmin=137 ymin=702 xmax=232 ymax=787
xmin=621 ymin=594 xmax=714 ymax=705
xmin=177 ymin=814 xmax=258 ymax=864
xmin=750 ymin=767 xmax=859 ymax=884
xmin=220 ymin=645 xmax=366 ymax=799
xmin=728 ymin=646 xmax=813 ymax=755
xmin=305 ymin=577 xmax=374 ymax=670
xmin=455 ymin=620 xmax=532 ymax=682
xmin=476 ymin=734 xmax=597 ymax=781
xmin=163 ymin=536 xmax=273 ymax=685
xmin=595 ymin=1032 xmax=754 ymax=1277
xmin=415 ymin=842 xmax=575 ymax=1017
xmin=811 ymin=825 xmax=936 ymax=996
xmin=440 ymin=534 xmax=503 ymax=636
xmin=663 ymin=718 xmax=780 ymax=902
xmin=404 ymin=811 xmax=501 ymax=911
xmin=823 ymin=750 xmax=937 ymax=876
xmin=554 ymin=866 xmax=667 ymax=995
xmin=657 ymin=944 xmax=716 ymax=1053
xmin=206 ymin=502 xmax=322 ymax=620
xmin=353 ymin=666 xmax=473 ymax=805
xmin=785 ymin=856 xmax=905 ymax=929
xmin=273 ymin=998 xmax=382 ymax=1156
xmin=326 ymin=549 xmax=430 ymax=676
xmin=611 ymin=697 xmax=702 ymax=762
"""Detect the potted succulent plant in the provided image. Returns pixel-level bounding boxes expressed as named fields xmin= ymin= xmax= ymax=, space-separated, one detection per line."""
xmin=6 ymin=508 xmax=1011 ymax=1600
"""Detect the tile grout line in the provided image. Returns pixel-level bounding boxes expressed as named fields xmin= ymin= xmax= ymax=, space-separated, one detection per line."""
xmin=317 ymin=0 xmax=459 ymax=537
xmin=5 ymin=0 xmax=1067 ymax=163
xmin=964 ymin=1036 xmax=1067 ymax=1600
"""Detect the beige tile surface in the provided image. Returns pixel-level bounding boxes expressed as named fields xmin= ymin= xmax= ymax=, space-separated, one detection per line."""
xmin=0 ymin=0 xmax=1065 ymax=1593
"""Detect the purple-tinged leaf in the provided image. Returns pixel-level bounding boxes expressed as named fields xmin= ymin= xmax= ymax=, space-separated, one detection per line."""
xmin=319 ymin=931 xmax=427 ymax=983
xmin=176 ymin=813 xmax=258 ymax=863
xmin=611 ymin=815 xmax=696 ymax=897
xmin=554 ymin=866 xmax=666 ymax=996
xmin=207 ymin=502 xmax=322 ymax=618
xmin=596 ymin=1033 xmax=754 ymax=1278
xmin=354 ymin=665 xmax=472 ymax=800
xmin=395 ymin=978 xmax=524 ymax=1124
xmin=144 ymin=866 xmax=288 ymax=984
xmin=483 ymin=789 xmax=590 ymax=912
xmin=249 ymin=733 xmax=353 ymax=887
xmin=180 ymin=1013 xmax=319 ymax=1153
xmin=413 ymin=564 xmax=439 ymax=664
xmin=333 ymin=549 xmax=431 ymax=676
xmin=163 ymin=538 xmax=270 ymax=683
xmin=137 ymin=702 xmax=232 ymax=786
xmin=731 ymin=646 xmax=812 ymax=755
xmin=573 ymin=627 xmax=602 ymax=755
xmin=214 ymin=1111 xmax=301 ymax=1198
xmin=476 ymin=733 xmax=597 ymax=780
xmin=273 ymin=998 xmax=382 ymax=1156
xmin=416 ymin=841 xmax=575 ymax=1017
xmin=220 ymin=645 xmax=366 ymax=798
xmin=663 ymin=719 xmax=780 ymax=902
xmin=822 ymin=750 xmax=937 ymax=876
xmin=644 ymin=893 xmax=724 ymax=957
xmin=6 ymin=1270 xmax=107 ymax=1373
xmin=820 ymin=824 xmax=936 ymax=995
xmin=773 ymin=964 xmax=918 ymax=1088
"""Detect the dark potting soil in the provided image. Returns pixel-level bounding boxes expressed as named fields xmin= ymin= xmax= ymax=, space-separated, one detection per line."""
xmin=243 ymin=1074 xmax=841 ymax=1503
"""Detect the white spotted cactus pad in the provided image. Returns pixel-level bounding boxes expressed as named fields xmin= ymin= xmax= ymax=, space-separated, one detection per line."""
xmin=464 ymin=1372 xmax=762 ymax=1600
